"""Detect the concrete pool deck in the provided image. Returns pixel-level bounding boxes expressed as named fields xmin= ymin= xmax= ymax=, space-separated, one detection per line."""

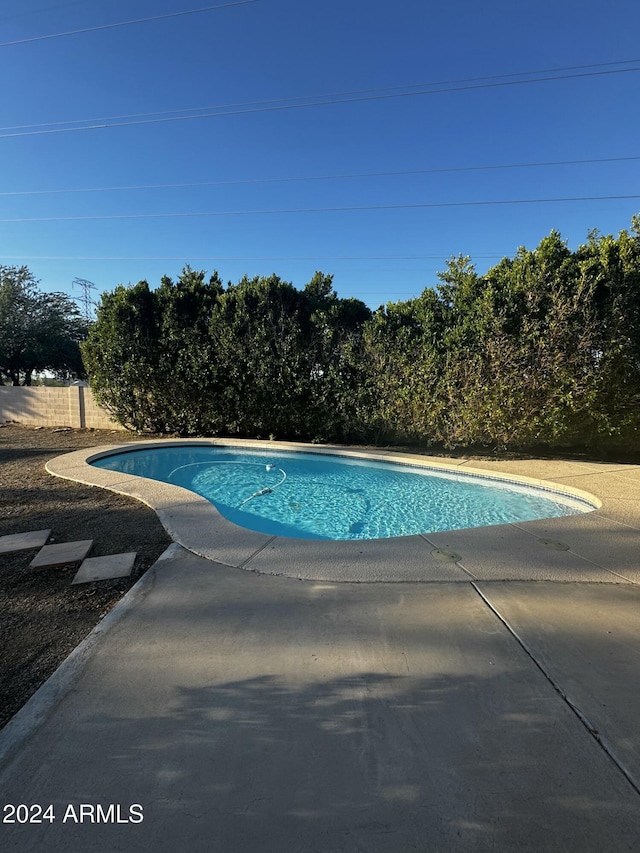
xmin=40 ymin=437 xmax=631 ymax=583
xmin=1 ymin=441 xmax=640 ymax=850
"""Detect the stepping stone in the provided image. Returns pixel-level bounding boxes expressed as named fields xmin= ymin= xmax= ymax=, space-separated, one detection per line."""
xmin=29 ymin=540 xmax=93 ymax=569
xmin=71 ymin=552 xmax=137 ymax=585
xmin=0 ymin=530 xmax=51 ymax=555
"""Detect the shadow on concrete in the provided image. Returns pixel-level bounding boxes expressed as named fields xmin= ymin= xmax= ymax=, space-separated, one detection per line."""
xmin=4 ymin=553 xmax=640 ymax=852
xmin=5 ymin=667 xmax=639 ymax=852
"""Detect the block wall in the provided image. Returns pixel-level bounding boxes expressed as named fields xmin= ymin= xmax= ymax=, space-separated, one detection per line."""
xmin=0 ymin=386 xmax=125 ymax=430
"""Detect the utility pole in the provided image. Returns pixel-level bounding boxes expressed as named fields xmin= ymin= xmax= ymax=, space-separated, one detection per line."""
xmin=72 ymin=277 xmax=98 ymax=323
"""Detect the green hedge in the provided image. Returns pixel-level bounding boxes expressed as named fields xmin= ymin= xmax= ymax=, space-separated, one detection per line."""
xmin=82 ymin=217 xmax=640 ymax=452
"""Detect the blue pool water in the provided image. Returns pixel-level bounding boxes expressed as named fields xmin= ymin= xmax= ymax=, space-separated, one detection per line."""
xmin=91 ymin=446 xmax=594 ymax=541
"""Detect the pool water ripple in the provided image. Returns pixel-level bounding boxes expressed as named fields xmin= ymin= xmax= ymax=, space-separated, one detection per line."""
xmin=92 ymin=446 xmax=594 ymax=540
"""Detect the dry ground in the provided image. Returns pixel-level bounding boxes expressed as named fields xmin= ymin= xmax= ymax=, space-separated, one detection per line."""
xmin=0 ymin=423 xmax=171 ymax=730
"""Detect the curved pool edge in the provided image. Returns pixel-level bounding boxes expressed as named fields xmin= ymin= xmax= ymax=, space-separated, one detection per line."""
xmin=43 ymin=438 xmax=640 ymax=585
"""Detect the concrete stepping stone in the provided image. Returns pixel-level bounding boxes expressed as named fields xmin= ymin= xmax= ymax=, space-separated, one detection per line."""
xmin=0 ymin=529 xmax=51 ymax=555
xmin=29 ymin=540 xmax=93 ymax=569
xmin=71 ymin=552 xmax=137 ymax=585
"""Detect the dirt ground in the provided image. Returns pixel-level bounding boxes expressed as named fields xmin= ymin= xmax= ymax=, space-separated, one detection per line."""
xmin=0 ymin=423 xmax=172 ymax=730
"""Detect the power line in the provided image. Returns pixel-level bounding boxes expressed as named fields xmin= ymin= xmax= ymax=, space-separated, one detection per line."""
xmin=2 ymin=193 xmax=640 ymax=223
xmin=1 ymin=155 xmax=638 ymax=197
xmin=1 ymin=58 xmax=638 ymax=134
xmin=0 ymin=254 xmax=509 ymax=261
xmin=1 ymin=66 xmax=639 ymax=140
xmin=0 ymin=1 xmax=260 ymax=47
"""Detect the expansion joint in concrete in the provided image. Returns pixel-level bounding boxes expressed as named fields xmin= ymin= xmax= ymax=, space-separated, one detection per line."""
xmin=470 ymin=581 xmax=640 ymax=801
xmin=239 ymin=535 xmax=278 ymax=569
xmin=419 ymin=534 xmax=478 ymax=580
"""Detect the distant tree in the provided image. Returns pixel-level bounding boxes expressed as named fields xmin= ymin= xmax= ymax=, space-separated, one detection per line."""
xmin=0 ymin=265 xmax=87 ymax=385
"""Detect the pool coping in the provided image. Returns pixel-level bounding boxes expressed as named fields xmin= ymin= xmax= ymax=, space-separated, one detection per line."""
xmin=44 ymin=437 xmax=640 ymax=584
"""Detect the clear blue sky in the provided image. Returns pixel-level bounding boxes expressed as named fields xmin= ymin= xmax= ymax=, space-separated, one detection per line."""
xmin=1 ymin=0 xmax=639 ymax=310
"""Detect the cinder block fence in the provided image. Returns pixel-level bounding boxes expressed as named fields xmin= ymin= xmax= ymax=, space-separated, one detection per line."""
xmin=0 ymin=386 xmax=125 ymax=430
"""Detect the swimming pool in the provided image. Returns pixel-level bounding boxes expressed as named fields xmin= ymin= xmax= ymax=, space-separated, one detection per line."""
xmin=91 ymin=445 xmax=595 ymax=540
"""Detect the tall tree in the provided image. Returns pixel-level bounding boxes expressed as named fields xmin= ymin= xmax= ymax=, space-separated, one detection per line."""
xmin=208 ymin=273 xmax=316 ymax=437
xmin=83 ymin=269 xmax=371 ymax=440
xmin=363 ymin=288 xmax=445 ymax=444
xmin=0 ymin=265 xmax=86 ymax=385
xmin=79 ymin=215 xmax=640 ymax=451
xmin=302 ymin=272 xmax=371 ymax=441
xmin=81 ymin=280 xmax=162 ymax=431
xmin=155 ymin=267 xmax=225 ymax=435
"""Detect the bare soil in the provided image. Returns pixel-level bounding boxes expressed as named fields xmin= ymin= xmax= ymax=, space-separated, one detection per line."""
xmin=0 ymin=423 xmax=171 ymax=730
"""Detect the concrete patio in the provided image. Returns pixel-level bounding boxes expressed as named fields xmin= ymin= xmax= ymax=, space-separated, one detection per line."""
xmin=1 ymin=443 xmax=639 ymax=851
